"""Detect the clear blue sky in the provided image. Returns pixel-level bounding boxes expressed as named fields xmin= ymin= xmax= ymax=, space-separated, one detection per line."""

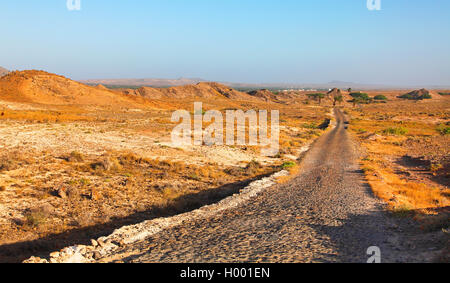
xmin=1 ymin=0 xmax=449 ymax=85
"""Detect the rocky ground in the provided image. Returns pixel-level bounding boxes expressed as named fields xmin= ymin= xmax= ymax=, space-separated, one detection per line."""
xmin=29 ymin=109 xmax=447 ymax=263
xmin=0 ymin=94 xmax=332 ymax=262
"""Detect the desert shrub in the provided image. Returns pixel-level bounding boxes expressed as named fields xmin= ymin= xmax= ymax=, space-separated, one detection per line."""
xmin=382 ymin=127 xmax=408 ymax=136
xmin=333 ymin=95 xmax=343 ymax=105
xmin=302 ymin=122 xmax=318 ymax=129
xmin=66 ymin=151 xmax=84 ymax=162
xmin=0 ymin=158 xmax=13 ymax=172
xmin=118 ymin=152 xmax=145 ymax=165
xmin=188 ymin=173 xmax=201 ymax=181
xmin=272 ymin=152 xmax=282 ymax=158
xmin=430 ymin=163 xmax=444 ymax=172
xmin=350 ymin=92 xmax=370 ymax=100
xmin=398 ymin=93 xmax=432 ymax=100
xmin=307 ymin=93 xmax=326 ymax=104
xmin=351 ymin=94 xmax=373 ymax=106
xmin=437 ymin=125 xmax=450 ymax=135
xmin=307 ymin=93 xmax=325 ymax=100
xmin=374 ymin=95 xmax=387 ymax=101
xmin=392 ymin=205 xmax=414 ymax=218
xmin=0 ymin=151 xmax=29 ymax=172
xmin=247 ymin=160 xmax=262 ymax=169
xmin=224 ymin=162 xmax=261 ymax=177
xmin=282 ymin=161 xmax=297 ymax=169
xmin=90 ymin=155 xmax=122 ymax=172
xmin=244 ymin=160 xmax=263 ymax=175
xmin=78 ymin=178 xmax=90 ymax=186
xmin=398 ymin=94 xmax=413 ymax=99
xmin=224 ymin=167 xmax=244 ymax=176
xmin=25 ymin=211 xmax=49 ymax=227
xmin=362 ymin=166 xmax=375 ymax=173
xmin=392 ymin=141 xmax=403 ymax=146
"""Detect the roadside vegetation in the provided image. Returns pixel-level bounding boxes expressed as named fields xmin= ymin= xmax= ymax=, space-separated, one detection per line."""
xmin=0 ymin=82 xmax=332 ymax=262
xmin=347 ymin=98 xmax=449 ymax=229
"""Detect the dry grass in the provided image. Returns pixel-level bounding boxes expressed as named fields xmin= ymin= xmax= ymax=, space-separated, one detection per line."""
xmin=0 ymin=150 xmax=33 ymax=172
xmin=0 ymin=149 xmax=278 ymax=248
xmin=0 ymin=88 xmax=333 ymax=261
xmin=276 ymin=163 xmax=301 ymax=184
xmin=348 ymin=97 xmax=450 ymax=215
xmin=362 ymin=160 xmax=449 ymax=210
xmin=0 ymin=109 xmax=94 ymax=123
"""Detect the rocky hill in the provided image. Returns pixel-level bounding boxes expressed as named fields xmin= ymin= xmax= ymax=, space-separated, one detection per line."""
xmin=123 ymin=82 xmax=258 ymax=101
xmin=247 ymin=89 xmax=278 ymax=102
xmin=0 ymin=70 xmax=149 ymax=107
xmin=398 ymin=88 xmax=440 ymax=100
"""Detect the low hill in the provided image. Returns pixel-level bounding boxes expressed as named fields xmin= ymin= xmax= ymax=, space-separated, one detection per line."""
xmin=398 ymin=89 xmax=442 ymax=100
xmin=0 ymin=70 xmax=152 ymax=107
xmin=95 ymin=84 xmax=109 ymax=90
xmin=123 ymin=82 xmax=258 ymax=101
xmin=247 ymin=89 xmax=278 ymax=102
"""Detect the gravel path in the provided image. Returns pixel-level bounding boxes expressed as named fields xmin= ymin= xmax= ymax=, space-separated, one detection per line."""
xmin=97 ymin=109 xmax=419 ymax=263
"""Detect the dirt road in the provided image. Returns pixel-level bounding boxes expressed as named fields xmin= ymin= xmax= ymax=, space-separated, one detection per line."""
xmin=98 ymin=109 xmax=419 ymax=263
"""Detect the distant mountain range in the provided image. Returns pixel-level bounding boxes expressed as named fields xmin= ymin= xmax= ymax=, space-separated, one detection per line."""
xmin=80 ymin=77 xmax=450 ymax=90
xmin=3 ymin=66 xmax=449 ymax=90
xmin=81 ymin=77 xmax=208 ymax=88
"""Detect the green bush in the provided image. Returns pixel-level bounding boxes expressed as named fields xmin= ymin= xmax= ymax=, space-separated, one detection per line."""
xmin=282 ymin=161 xmax=297 ymax=169
xmin=302 ymin=122 xmax=318 ymax=129
xmin=398 ymin=94 xmax=413 ymax=100
xmin=374 ymin=95 xmax=387 ymax=101
xmin=437 ymin=125 xmax=450 ymax=135
xmin=350 ymin=92 xmax=370 ymax=100
xmin=398 ymin=93 xmax=432 ymax=100
xmin=382 ymin=127 xmax=408 ymax=136
xmin=307 ymin=93 xmax=326 ymax=104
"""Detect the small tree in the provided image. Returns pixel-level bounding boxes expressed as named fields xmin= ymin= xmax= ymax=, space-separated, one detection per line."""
xmin=317 ymin=93 xmax=325 ymax=105
xmin=307 ymin=93 xmax=326 ymax=105
xmin=347 ymin=88 xmax=352 ymax=93
xmin=350 ymin=92 xmax=370 ymax=100
xmin=333 ymin=95 xmax=343 ymax=106
xmin=353 ymin=97 xmax=363 ymax=108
